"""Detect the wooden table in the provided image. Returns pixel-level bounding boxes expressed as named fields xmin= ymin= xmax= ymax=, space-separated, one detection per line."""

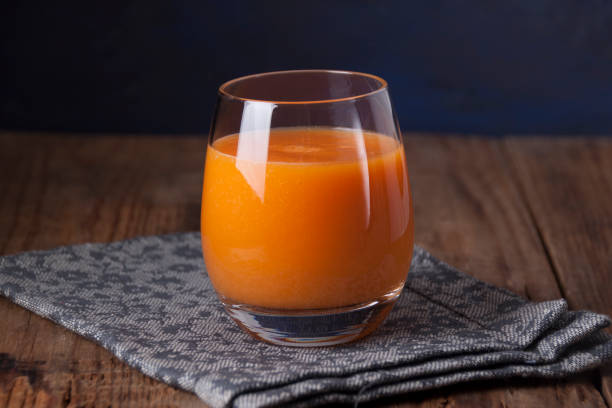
xmin=1 ymin=132 xmax=611 ymax=407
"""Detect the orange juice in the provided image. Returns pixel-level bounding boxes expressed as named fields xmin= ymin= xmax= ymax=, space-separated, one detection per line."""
xmin=201 ymin=127 xmax=413 ymax=310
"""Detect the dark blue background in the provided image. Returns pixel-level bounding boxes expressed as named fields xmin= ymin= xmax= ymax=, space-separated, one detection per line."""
xmin=2 ymin=1 xmax=612 ymax=135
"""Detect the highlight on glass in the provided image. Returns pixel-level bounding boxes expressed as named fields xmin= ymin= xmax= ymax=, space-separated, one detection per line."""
xmin=201 ymin=70 xmax=413 ymax=346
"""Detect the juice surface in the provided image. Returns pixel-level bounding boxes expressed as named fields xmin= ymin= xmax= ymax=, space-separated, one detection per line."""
xmin=201 ymin=127 xmax=413 ymax=309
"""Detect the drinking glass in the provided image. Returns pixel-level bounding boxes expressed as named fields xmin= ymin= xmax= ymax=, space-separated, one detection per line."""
xmin=201 ymin=70 xmax=413 ymax=346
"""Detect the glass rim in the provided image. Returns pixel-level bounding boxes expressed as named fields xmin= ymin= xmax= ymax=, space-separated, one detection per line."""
xmin=218 ymin=69 xmax=389 ymax=105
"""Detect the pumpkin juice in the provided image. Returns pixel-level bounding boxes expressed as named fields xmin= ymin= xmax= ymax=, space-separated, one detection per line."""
xmin=201 ymin=127 xmax=413 ymax=310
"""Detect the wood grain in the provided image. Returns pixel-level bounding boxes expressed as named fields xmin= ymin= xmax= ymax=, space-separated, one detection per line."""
xmin=0 ymin=133 xmax=205 ymax=407
xmin=389 ymin=135 xmax=606 ymax=407
xmin=505 ymin=137 xmax=612 ymax=407
xmin=0 ymin=132 xmax=609 ymax=407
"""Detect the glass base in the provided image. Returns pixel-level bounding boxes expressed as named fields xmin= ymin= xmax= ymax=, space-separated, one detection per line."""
xmin=221 ymin=287 xmax=401 ymax=347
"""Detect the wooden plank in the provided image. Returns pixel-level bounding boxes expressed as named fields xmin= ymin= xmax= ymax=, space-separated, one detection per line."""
xmin=406 ymin=136 xmax=561 ymax=299
xmin=382 ymin=377 xmax=605 ymax=408
xmin=0 ymin=132 xmax=607 ymax=407
xmin=0 ymin=133 xmax=206 ymax=407
xmin=505 ymin=136 xmax=612 ymax=407
xmin=387 ymin=135 xmax=606 ymax=407
xmin=0 ymin=133 xmax=203 ymax=253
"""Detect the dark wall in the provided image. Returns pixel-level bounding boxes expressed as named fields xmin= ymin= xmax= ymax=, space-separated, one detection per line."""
xmin=2 ymin=1 xmax=612 ymax=135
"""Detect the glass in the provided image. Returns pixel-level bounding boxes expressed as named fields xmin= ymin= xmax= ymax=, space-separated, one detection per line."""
xmin=201 ymin=70 xmax=413 ymax=346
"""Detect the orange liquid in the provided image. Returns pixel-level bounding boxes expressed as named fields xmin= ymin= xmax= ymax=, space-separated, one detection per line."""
xmin=201 ymin=127 xmax=413 ymax=309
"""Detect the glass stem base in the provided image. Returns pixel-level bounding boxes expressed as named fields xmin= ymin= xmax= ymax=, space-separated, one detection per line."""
xmin=221 ymin=288 xmax=401 ymax=347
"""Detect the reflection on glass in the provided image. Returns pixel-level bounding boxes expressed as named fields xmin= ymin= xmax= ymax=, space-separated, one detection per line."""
xmin=201 ymin=70 xmax=413 ymax=346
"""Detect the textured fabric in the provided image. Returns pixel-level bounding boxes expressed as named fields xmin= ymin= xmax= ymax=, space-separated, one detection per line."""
xmin=0 ymin=232 xmax=611 ymax=407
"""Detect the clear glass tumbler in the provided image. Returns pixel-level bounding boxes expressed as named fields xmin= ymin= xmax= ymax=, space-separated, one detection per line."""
xmin=201 ymin=70 xmax=413 ymax=346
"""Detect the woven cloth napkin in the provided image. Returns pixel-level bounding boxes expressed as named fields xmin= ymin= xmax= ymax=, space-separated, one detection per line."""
xmin=1 ymin=233 xmax=611 ymax=407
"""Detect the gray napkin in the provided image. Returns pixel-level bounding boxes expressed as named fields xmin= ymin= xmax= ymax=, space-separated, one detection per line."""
xmin=1 ymin=232 xmax=611 ymax=407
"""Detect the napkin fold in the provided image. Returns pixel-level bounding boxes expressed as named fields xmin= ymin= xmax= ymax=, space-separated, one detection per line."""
xmin=1 ymin=232 xmax=610 ymax=407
